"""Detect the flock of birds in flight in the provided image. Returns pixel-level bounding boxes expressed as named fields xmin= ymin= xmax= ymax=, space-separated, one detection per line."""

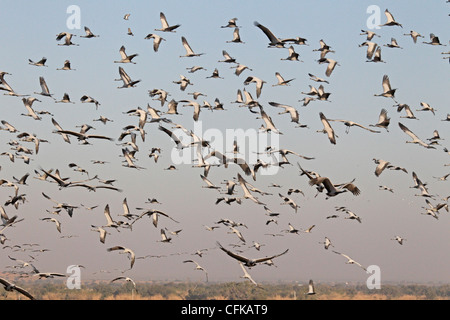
xmin=0 ymin=6 xmax=449 ymax=300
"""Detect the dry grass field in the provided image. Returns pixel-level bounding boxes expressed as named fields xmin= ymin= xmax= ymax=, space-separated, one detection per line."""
xmin=1 ymin=278 xmax=449 ymax=300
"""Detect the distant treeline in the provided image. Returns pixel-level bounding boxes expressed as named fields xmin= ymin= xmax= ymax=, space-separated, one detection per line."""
xmin=1 ymin=280 xmax=449 ymax=300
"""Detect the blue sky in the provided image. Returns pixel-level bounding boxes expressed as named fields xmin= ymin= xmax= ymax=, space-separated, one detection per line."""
xmin=0 ymin=1 xmax=449 ymax=288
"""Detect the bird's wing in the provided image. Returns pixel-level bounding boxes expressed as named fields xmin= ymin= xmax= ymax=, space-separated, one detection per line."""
xmin=13 ymin=285 xmax=35 ymax=300
xmin=308 ymin=85 xmax=319 ymax=95
xmin=320 ymin=177 xmax=337 ymax=193
xmin=336 ymin=251 xmax=356 ymax=264
xmin=254 ymin=21 xmax=281 ymax=45
xmin=268 ymin=101 xmax=288 ymax=110
xmin=217 ymin=242 xmax=249 ymax=264
xmin=1 ymin=121 xmax=15 ymax=131
xmin=56 ymin=130 xmax=84 ymax=139
xmin=24 ymin=102 xmax=39 ymax=117
xmin=122 ymin=148 xmax=136 ymax=167
xmin=183 ymin=259 xmax=195 ymax=264
xmin=41 ymin=192 xmax=59 ymax=204
xmin=52 ymin=218 xmax=62 ymax=232
xmin=255 ymin=80 xmax=264 ymax=98
xmin=222 ymin=50 xmax=233 ymax=60
xmin=0 ymin=277 xmax=12 ymax=288
xmin=284 ymin=149 xmax=313 ymax=160
xmin=231 ymin=226 xmax=246 ymax=242
xmin=0 ymin=216 xmax=23 ymax=233
xmin=357 ymin=263 xmax=367 ymax=271
xmin=107 ymin=246 xmax=125 ymax=252
xmin=119 ymin=46 xmax=128 ymax=60
xmin=237 ymin=173 xmax=254 ymax=199
xmin=56 ymin=32 xmax=66 ymax=41
xmin=99 ymin=228 xmax=107 ymax=243
xmin=84 ymin=26 xmax=93 ymax=36
xmin=104 ymin=204 xmax=115 ymax=225
xmin=204 ymin=150 xmax=229 ymax=167
xmin=232 ymin=27 xmax=241 ymax=40
xmin=235 ymin=159 xmax=254 ymax=179
xmin=110 ymin=276 xmax=126 ymax=283
xmin=183 ymin=260 xmax=201 ymax=268
xmin=287 ymin=45 xmax=296 ymax=56
xmin=160 ymin=12 xmax=170 ymax=29
xmin=128 ymin=278 xmax=137 ymax=289
xmin=259 ymin=108 xmax=278 ymax=132
xmin=275 ymin=72 xmax=285 ymax=84
xmin=325 ymin=60 xmax=336 ymax=77
xmin=119 ymin=67 xmax=131 ymax=84
xmin=373 ymin=46 xmax=383 ymax=59
xmin=382 ymin=75 xmax=392 ymax=93
xmin=122 ymin=198 xmax=130 ymax=216
xmin=352 ymin=122 xmax=380 ymax=132
xmin=377 ymin=108 xmax=389 ymax=123
xmin=181 ymin=37 xmax=195 ymax=55
xmin=39 ymin=77 xmax=50 ymax=94
xmin=412 ymin=171 xmax=420 ymax=185
xmin=341 ymin=183 xmax=361 ymax=196
xmin=332 ymin=250 xmax=344 ymax=257
xmin=158 ymin=125 xmax=184 ymax=148
xmin=398 ymin=122 xmax=418 ymax=140
xmin=319 ymin=112 xmax=336 ymax=144
xmin=50 ymin=273 xmax=67 ymax=277
xmin=200 ymin=174 xmax=215 ymax=187
xmin=1 ymin=78 xmax=14 ymax=92
xmin=384 ymin=9 xmax=396 ymax=23
xmin=85 ymin=134 xmax=114 ymax=141
xmin=366 ymin=42 xmax=377 ymax=59
xmin=153 ymin=36 xmax=163 ymax=52
xmin=375 ymin=161 xmax=388 ymax=176
xmin=318 ymin=84 xmax=327 ymax=96
xmin=254 ymin=248 xmax=289 ymax=264
xmin=160 ymin=228 xmax=169 ymax=240
xmin=128 ymin=250 xmax=136 ymax=268
xmin=153 ymin=210 xmax=180 ymax=223
xmin=239 ymin=263 xmax=257 ymax=285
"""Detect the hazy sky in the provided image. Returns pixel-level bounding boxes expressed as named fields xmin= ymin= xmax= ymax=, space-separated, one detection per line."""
xmin=0 ymin=0 xmax=449 ymax=288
